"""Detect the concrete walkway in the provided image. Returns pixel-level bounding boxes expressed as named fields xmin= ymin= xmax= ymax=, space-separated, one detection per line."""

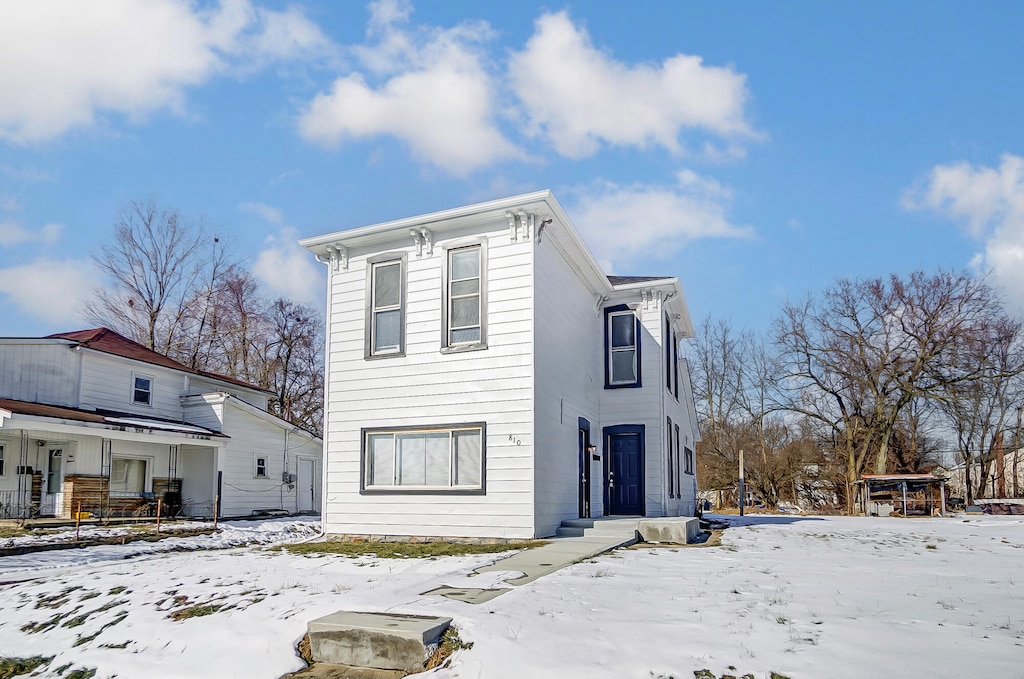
xmin=423 ymin=517 xmax=642 ymax=604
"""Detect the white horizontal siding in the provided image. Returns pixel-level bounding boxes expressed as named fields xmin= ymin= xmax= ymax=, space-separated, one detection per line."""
xmin=218 ymin=403 xmax=291 ymax=517
xmin=322 ymin=224 xmax=536 ymax=539
xmin=533 ymin=234 xmax=603 ymax=537
xmin=188 ymin=376 xmax=269 ymax=410
xmin=0 ymin=343 xmax=79 ymax=406
xmin=599 ymin=302 xmax=671 ymax=517
xmin=79 ymin=353 xmax=185 ymax=420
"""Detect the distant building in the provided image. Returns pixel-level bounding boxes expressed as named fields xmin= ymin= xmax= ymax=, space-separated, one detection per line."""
xmin=0 ymin=328 xmax=321 ymax=519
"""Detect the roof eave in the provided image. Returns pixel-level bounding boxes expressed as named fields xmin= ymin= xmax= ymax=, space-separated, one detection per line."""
xmin=300 ymin=190 xmax=556 ymax=253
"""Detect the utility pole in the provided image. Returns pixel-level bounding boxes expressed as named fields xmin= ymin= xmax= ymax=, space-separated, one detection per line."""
xmin=739 ymin=448 xmax=745 ymax=517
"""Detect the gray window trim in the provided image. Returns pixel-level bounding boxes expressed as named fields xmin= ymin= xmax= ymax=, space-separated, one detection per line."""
xmin=359 ymin=421 xmax=487 ymax=495
xmin=441 ymin=239 xmax=488 ymax=353
xmin=0 ymin=443 xmax=5 ymax=477
xmin=364 ymin=252 xmax=407 ymax=359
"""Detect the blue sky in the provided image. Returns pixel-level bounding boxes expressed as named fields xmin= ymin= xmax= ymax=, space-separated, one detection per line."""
xmin=2 ymin=0 xmax=1023 ymax=338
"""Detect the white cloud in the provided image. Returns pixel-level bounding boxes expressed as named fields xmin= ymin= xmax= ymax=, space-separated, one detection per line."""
xmin=0 ymin=0 xmax=333 ymax=143
xmin=0 ymin=221 xmax=62 ymax=247
xmin=0 ymin=257 xmax=100 ymax=324
xmin=240 ymin=201 xmax=285 ymax=226
xmin=298 ymin=0 xmax=522 ymax=175
xmin=567 ymin=171 xmax=753 ymax=272
xmin=903 ymin=154 xmax=1024 ymax=309
xmin=508 ymin=11 xmax=756 ymax=159
xmin=252 ymin=228 xmax=323 ymax=305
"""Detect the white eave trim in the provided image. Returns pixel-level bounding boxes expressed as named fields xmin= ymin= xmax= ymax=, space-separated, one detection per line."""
xmin=184 ymin=392 xmax=322 ymax=444
xmin=0 ymin=413 xmax=226 ymax=446
xmin=300 ymin=190 xmax=556 ymax=252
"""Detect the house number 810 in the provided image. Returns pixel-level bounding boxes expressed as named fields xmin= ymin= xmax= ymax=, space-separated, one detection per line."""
xmin=508 ymin=435 xmax=522 ymax=446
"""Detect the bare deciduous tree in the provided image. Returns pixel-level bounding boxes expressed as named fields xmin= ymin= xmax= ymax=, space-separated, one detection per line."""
xmin=774 ymin=270 xmax=1011 ymax=510
xmin=88 ymin=201 xmax=325 ymax=437
xmin=87 ymin=200 xmax=229 ymax=355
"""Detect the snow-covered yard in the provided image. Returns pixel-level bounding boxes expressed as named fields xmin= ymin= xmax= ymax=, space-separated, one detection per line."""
xmin=1 ymin=515 xmax=1022 ymax=678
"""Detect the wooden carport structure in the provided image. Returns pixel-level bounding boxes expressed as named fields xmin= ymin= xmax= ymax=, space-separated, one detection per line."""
xmin=855 ymin=474 xmax=947 ymax=517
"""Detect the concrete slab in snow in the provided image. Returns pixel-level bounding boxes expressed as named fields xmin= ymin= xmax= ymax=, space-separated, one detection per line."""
xmin=308 ymin=611 xmax=451 ymax=672
xmin=637 ymin=517 xmax=701 ymax=544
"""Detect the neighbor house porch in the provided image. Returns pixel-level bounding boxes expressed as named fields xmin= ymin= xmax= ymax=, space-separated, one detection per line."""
xmin=0 ymin=398 xmax=225 ymax=520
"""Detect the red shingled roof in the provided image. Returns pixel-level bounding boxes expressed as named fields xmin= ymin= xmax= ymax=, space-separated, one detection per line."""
xmin=45 ymin=328 xmax=270 ymax=394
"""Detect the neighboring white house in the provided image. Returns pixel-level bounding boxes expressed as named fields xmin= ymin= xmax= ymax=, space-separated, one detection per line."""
xmin=301 ymin=190 xmax=700 ymax=540
xmin=0 ymin=328 xmax=322 ymax=520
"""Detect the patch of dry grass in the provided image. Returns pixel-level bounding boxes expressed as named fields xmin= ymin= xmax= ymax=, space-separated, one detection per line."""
xmin=277 ymin=540 xmax=541 ymax=559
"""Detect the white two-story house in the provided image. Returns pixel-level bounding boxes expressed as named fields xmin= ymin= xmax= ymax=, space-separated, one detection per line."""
xmin=0 ymin=328 xmax=322 ymax=520
xmin=301 ymin=190 xmax=699 ymax=540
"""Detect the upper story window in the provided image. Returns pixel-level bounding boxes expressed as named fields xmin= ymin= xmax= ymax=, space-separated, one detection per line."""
xmin=132 ymin=374 xmax=153 ymax=406
xmin=366 ymin=256 xmax=405 ymax=358
xmin=673 ymin=332 xmax=680 ymax=400
xmin=605 ymin=306 xmax=641 ymax=388
xmin=255 ymin=456 xmax=268 ymax=478
xmin=664 ymin=312 xmax=672 ymax=392
xmin=684 ymin=445 xmax=694 ymax=476
xmin=0 ymin=444 xmax=5 ymax=476
xmin=443 ymin=244 xmax=487 ymax=351
xmin=362 ymin=423 xmax=485 ymax=492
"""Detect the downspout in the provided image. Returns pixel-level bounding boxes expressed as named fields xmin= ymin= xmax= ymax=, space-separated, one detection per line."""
xmin=309 ymin=247 xmax=336 ymax=541
xmin=281 ymin=428 xmax=288 ymax=513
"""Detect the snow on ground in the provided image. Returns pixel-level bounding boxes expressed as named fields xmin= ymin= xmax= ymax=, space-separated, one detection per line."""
xmin=1 ymin=515 xmax=1022 ymax=678
xmin=0 ymin=519 xmax=321 ymax=576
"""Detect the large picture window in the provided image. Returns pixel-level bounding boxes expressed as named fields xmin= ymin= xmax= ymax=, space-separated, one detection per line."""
xmin=445 ymin=245 xmax=485 ymax=348
xmin=363 ymin=424 xmax=485 ymax=492
xmin=111 ymin=457 xmax=147 ymax=494
xmin=605 ymin=307 xmax=641 ymax=388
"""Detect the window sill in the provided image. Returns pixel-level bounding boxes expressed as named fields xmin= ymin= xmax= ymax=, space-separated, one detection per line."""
xmin=604 ymin=382 xmax=642 ymax=390
xmin=360 ymin=486 xmax=485 ymax=496
xmin=365 ymin=351 xmax=406 ymax=361
xmin=440 ymin=343 xmax=488 ymax=355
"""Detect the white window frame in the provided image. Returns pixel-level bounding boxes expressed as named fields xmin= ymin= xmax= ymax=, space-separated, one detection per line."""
xmin=365 ymin=254 xmax=406 ymax=358
xmin=109 ymin=454 xmax=151 ymax=496
xmin=607 ymin=309 xmax=639 ymax=386
xmin=131 ymin=373 xmax=153 ymax=407
xmin=254 ymin=455 xmax=269 ymax=479
xmin=0 ymin=443 xmax=5 ymax=476
xmin=441 ymin=241 xmax=487 ymax=352
xmin=361 ymin=422 xmax=486 ymax=493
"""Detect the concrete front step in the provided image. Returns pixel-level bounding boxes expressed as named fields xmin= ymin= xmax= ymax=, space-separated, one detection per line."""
xmin=558 ymin=516 xmax=701 ymax=543
xmin=307 ymin=611 xmax=451 ymax=672
xmin=556 ymin=517 xmax=641 ymax=539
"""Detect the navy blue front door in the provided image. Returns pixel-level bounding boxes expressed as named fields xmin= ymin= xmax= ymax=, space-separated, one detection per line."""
xmin=605 ymin=426 xmax=644 ymax=515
